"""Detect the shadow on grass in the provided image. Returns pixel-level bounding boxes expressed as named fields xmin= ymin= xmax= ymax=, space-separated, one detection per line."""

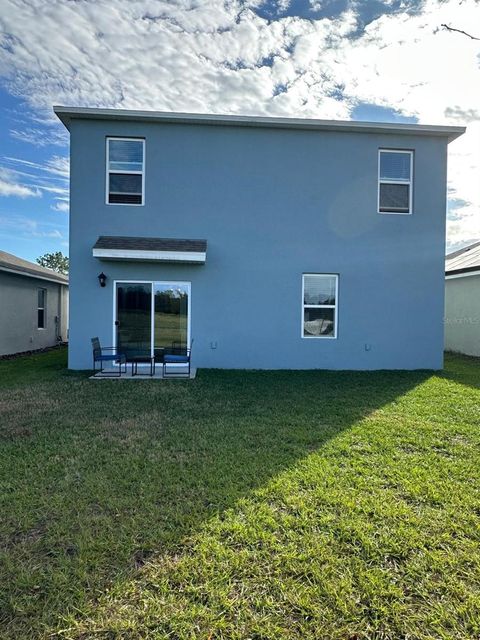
xmin=0 ymin=351 xmax=431 ymax=638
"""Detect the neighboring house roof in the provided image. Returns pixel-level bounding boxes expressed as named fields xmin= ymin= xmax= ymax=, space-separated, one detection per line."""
xmin=54 ymin=106 xmax=465 ymax=143
xmin=445 ymin=241 xmax=480 ymax=276
xmin=93 ymin=236 xmax=207 ymax=264
xmin=0 ymin=250 xmax=68 ymax=285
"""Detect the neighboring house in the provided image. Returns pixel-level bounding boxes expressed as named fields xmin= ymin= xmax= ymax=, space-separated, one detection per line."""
xmin=55 ymin=106 xmax=464 ymax=370
xmin=0 ymin=251 xmax=68 ymax=357
xmin=445 ymin=241 xmax=480 ymax=357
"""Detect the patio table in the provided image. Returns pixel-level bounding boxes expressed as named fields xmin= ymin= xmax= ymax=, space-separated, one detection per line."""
xmin=131 ymin=353 xmax=156 ymax=377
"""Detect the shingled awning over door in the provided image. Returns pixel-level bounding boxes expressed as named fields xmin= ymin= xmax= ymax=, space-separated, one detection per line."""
xmin=92 ymin=236 xmax=207 ymax=264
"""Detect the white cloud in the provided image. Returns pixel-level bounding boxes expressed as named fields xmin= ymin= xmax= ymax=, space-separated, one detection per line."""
xmin=0 ymin=1 xmax=358 ymax=116
xmin=0 ymin=214 xmax=65 ymax=239
xmin=35 ymin=184 xmax=69 ymax=196
xmin=0 ymin=169 xmax=41 ymax=198
xmin=45 ymin=156 xmax=69 ymax=178
xmin=9 ymin=126 xmax=68 ymax=147
xmin=2 ymin=155 xmax=69 ymax=211
xmin=34 ymin=228 xmax=63 ymax=239
xmin=0 ymin=178 xmax=39 ymax=198
xmin=0 ymin=0 xmax=478 ymax=248
xmin=51 ymin=200 xmax=69 ymax=213
xmin=5 ymin=155 xmax=69 ymax=178
xmin=278 ymin=0 xmax=293 ymax=11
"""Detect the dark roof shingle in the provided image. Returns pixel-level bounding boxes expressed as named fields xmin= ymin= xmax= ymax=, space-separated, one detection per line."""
xmin=446 ymin=241 xmax=480 ymax=275
xmin=93 ymin=236 xmax=207 ymax=253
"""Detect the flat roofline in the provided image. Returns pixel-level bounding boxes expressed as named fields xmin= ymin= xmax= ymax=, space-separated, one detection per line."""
xmin=53 ymin=106 xmax=465 ymax=142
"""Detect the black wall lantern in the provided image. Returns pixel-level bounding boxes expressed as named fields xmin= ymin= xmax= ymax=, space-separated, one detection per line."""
xmin=98 ymin=272 xmax=107 ymax=288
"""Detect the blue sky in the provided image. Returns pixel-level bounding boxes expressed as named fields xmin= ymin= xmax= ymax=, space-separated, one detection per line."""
xmin=0 ymin=0 xmax=478 ymax=262
xmin=0 ymin=87 xmax=69 ymax=261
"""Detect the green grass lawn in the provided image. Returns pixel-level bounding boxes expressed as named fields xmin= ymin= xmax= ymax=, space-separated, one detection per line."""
xmin=1 ymin=349 xmax=480 ymax=639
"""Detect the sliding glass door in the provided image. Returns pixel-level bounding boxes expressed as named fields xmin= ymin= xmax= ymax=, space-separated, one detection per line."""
xmin=116 ymin=283 xmax=152 ymax=360
xmin=154 ymin=283 xmax=189 ymax=357
xmin=115 ymin=281 xmax=190 ymax=361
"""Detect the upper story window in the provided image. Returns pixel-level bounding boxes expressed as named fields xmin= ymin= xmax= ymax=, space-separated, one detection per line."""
xmin=378 ymin=149 xmax=413 ymax=214
xmin=38 ymin=288 xmax=46 ymax=329
xmin=106 ymin=138 xmax=145 ymax=205
xmin=302 ymin=274 xmax=338 ymax=339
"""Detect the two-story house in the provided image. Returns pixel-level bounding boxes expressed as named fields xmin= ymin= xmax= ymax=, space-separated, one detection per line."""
xmin=54 ymin=107 xmax=464 ymax=370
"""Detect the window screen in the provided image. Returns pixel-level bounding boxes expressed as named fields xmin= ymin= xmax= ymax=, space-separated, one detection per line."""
xmin=107 ymin=138 xmax=144 ymax=205
xmin=378 ymin=150 xmax=413 ymax=214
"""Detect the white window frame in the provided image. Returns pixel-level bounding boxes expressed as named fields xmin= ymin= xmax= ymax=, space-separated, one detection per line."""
xmin=378 ymin=149 xmax=413 ymax=215
xmin=37 ymin=288 xmax=46 ymax=330
xmin=301 ymin=273 xmax=338 ymax=340
xmin=106 ymin=137 xmax=145 ymax=206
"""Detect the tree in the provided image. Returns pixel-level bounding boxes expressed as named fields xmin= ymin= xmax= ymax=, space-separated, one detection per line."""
xmin=440 ymin=0 xmax=480 ymax=40
xmin=36 ymin=251 xmax=69 ymax=274
xmin=441 ymin=24 xmax=480 ymax=40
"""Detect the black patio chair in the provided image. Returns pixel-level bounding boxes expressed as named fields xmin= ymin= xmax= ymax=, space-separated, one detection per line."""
xmin=163 ymin=340 xmax=193 ymax=378
xmin=91 ymin=337 xmax=127 ymax=377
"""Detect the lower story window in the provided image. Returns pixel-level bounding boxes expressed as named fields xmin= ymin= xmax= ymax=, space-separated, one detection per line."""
xmin=38 ymin=288 xmax=46 ymax=329
xmin=302 ymin=273 xmax=338 ymax=338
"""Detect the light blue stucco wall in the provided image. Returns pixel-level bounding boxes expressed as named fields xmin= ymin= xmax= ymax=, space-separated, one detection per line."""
xmin=68 ymin=118 xmax=448 ymax=370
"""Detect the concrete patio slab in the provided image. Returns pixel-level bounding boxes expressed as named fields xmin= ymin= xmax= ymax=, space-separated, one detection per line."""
xmin=89 ymin=366 xmax=197 ymax=380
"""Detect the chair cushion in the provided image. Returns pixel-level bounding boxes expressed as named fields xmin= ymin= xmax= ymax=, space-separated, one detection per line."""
xmin=95 ymin=354 xmax=125 ymax=361
xmin=164 ymin=355 xmax=189 ymax=363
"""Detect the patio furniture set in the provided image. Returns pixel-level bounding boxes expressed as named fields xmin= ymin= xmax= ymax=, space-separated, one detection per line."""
xmin=91 ymin=337 xmax=193 ymax=378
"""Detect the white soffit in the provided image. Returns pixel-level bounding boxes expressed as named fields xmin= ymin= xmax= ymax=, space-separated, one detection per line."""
xmin=92 ymin=247 xmax=206 ymax=263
